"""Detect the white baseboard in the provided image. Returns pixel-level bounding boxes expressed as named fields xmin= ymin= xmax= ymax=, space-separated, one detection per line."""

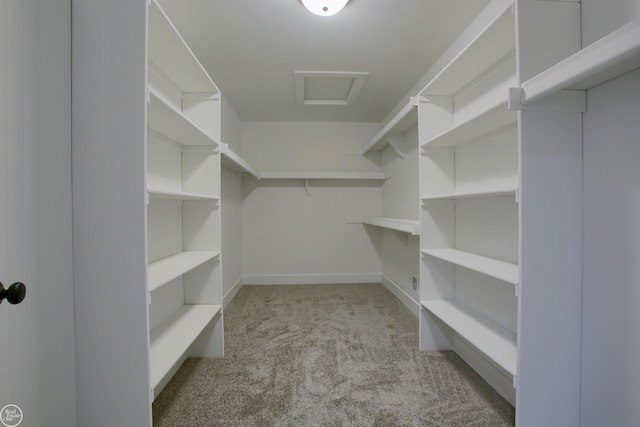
xmin=242 ymin=273 xmax=382 ymax=285
xmin=380 ymin=274 xmax=420 ymax=317
xmin=223 ymin=277 xmax=244 ymax=307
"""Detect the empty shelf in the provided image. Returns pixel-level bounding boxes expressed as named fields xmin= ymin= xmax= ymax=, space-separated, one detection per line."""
xmin=362 ymin=216 xmax=420 ymax=235
xmin=148 ymin=0 xmax=218 ymax=94
xmin=220 ymin=144 xmax=259 ymax=178
xmin=519 ymin=19 xmax=640 ymax=104
xmin=150 ymin=304 xmax=221 ymax=390
xmin=421 ymin=100 xmax=516 ymax=148
xmin=421 ymin=299 xmax=517 ymax=376
xmin=420 ymin=0 xmax=515 ymax=96
xmin=148 ymin=251 xmax=220 ymax=293
xmin=148 ymin=188 xmax=219 ymax=202
xmin=422 ymin=248 xmax=518 ymax=285
xmin=148 ymin=87 xmax=220 ymax=147
xmin=259 ymin=172 xmax=388 ymax=180
xmin=421 ymin=187 xmax=518 ymax=201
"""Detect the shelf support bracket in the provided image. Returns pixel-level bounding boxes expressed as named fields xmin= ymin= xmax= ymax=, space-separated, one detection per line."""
xmin=508 ymin=87 xmax=586 ymax=112
xmin=305 ymin=179 xmax=311 ymax=196
xmin=384 ymin=134 xmax=406 ymax=159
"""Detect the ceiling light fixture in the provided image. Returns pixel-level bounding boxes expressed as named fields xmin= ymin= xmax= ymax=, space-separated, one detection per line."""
xmin=300 ymin=0 xmax=350 ymax=17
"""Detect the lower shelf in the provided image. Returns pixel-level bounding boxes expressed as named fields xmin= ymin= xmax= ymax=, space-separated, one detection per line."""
xmin=421 ymin=299 xmax=517 ymax=376
xmin=147 ymin=251 xmax=220 ymax=293
xmin=149 ymin=304 xmax=221 ymax=390
xmin=421 ymin=248 xmax=518 ymax=285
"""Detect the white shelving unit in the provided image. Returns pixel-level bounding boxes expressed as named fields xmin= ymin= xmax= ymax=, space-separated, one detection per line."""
xmin=146 ymin=0 xmax=224 ymax=402
xmin=418 ymin=0 xmax=519 ymax=405
xmin=362 ymin=216 xmax=420 ymax=235
xmin=361 ymin=97 xmax=419 ymax=157
xmin=220 ymin=143 xmax=259 ymax=178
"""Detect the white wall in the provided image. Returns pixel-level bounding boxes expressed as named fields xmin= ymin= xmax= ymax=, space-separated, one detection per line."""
xmin=378 ymin=126 xmax=421 ymax=314
xmin=581 ymin=67 xmax=640 ymax=427
xmin=241 ymin=122 xmax=383 ymax=284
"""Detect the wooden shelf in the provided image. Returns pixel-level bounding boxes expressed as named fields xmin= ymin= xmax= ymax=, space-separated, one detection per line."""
xmin=149 ymin=304 xmax=221 ymax=390
xmin=147 ymin=251 xmax=220 ymax=293
xmin=148 ymin=188 xmax=219 ymax=202
xmin=259 ymin=172 xmax=388 ymax=180
xmin=148 ymin=0 xmax=218 ymax=94
xmin=362 ymin=216 xmax=420 ymax=235
xmin=148 ymin=87 xmax=220 ymax=147
xmin=519 ymin=19 xmax=640 ymax=104
xmin=421 ymin=100 xmax=516 ymax=148
xmin=421 ymin=186 xmax=518 ymax=201
xmin=362 ymin=99 xmax=418 ymax=155
xmin=421 ymin=299 xmax=517 ymax=376
xmin=422 ymin=248 xmax=518 ymax=285
xmin=219 ymin=143 xmax=259 ymax=178
xmin=420 ymin=0 xmax=515 ymax=96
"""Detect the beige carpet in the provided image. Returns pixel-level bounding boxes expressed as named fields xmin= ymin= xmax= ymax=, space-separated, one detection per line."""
xmin=153 ymin=283 xmax=515 ymax=426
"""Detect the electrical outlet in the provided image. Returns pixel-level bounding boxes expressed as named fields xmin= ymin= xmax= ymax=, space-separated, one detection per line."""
xmin=411 ymin=276 xmax=418 ymax=293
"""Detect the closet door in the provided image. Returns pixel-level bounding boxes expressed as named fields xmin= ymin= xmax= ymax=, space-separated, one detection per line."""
xmin=0 ymin=1 xmax=76 ymax=426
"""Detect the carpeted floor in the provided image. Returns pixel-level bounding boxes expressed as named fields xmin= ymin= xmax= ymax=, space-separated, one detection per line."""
xmin=152 ymin=283 xmax=515 ymax=426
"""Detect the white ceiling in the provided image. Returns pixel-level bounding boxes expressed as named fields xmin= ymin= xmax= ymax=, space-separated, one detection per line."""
xmin=158 ymin=0 xmax=491 ymax=123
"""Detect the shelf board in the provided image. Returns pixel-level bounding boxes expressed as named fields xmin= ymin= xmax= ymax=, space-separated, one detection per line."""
xmin=421 ymin=299 xmax=517 ymax=376
xmin=148 ymin=188 xmax=219 ymax=202
xmin=420 ymin=0 xmax=515 ymax=96
xmin=148 ymin=87 xmax=220 ymax=147
xmin=362 ymin=100 xmax=418 ymax=155
xmin=520 ymin=19 xmax=640 ymax=104
xmin=259 ymin=172 xmax=388 ymax=180
xmin=150 ymin=304 xmax=221 ymax=390
xmin=422 ymin=248 xmax=518 ymax=285
xmin=421 ymin=187 xmax=518 ymax=201
xmin=362 ymin=216 xmax=420 ymax=235
xmin=147 ymin=251 xmax=220 ymax=293
xmin=148 ymin=0 xmax=218 ymax=94
xmin=421 ymin=100 xmax=516 ymax=148
xmin=219 ymin=143 xmax=259 ymax=178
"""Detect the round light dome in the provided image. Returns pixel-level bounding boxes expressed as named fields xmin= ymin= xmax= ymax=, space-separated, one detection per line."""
xmin=301 ymin=0 xmax=350 ymax=17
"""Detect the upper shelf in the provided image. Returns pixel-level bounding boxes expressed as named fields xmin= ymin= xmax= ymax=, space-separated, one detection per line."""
xmin=259 ymin=172 xmax=388 ymax=180
xmin=420 ymin=0 xmax=515 ymax=96
xmin=148 ymin=0 xmax=218 ymax=94
xmin=219 ymin=143 xmax=259 ymax=178
xmin=148 ymin=87 xmax=220 ymax=147
xmin=361 ymin=98 xmax=418 ymax=156
xmin=362 ymin=216 xmax=420 ymax=235
xmin=421 ymin=186 xmax=518 ymax=201
xmin=518 ymin=19 xmax=640 ymax=104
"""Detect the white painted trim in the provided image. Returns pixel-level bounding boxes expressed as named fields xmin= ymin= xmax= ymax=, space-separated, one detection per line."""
xmin=381 ymin=274 xmax=420 ymax=317
xmin=243 ymin=273 xmax=381 ymax=285
xmin=223 ymin=277 xmax=244 ymax=307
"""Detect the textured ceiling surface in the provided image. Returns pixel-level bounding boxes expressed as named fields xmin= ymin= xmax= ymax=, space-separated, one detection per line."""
xmin=158 ymin=0 xmax=491 ymax=123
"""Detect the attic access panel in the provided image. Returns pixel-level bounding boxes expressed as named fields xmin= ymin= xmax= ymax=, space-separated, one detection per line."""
xmin=295 ymin=71 xmax=369 ymax=105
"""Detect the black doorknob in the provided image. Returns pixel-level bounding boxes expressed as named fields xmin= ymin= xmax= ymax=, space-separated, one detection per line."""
xmin=0 ymin=282 xmax=26 ymax=305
